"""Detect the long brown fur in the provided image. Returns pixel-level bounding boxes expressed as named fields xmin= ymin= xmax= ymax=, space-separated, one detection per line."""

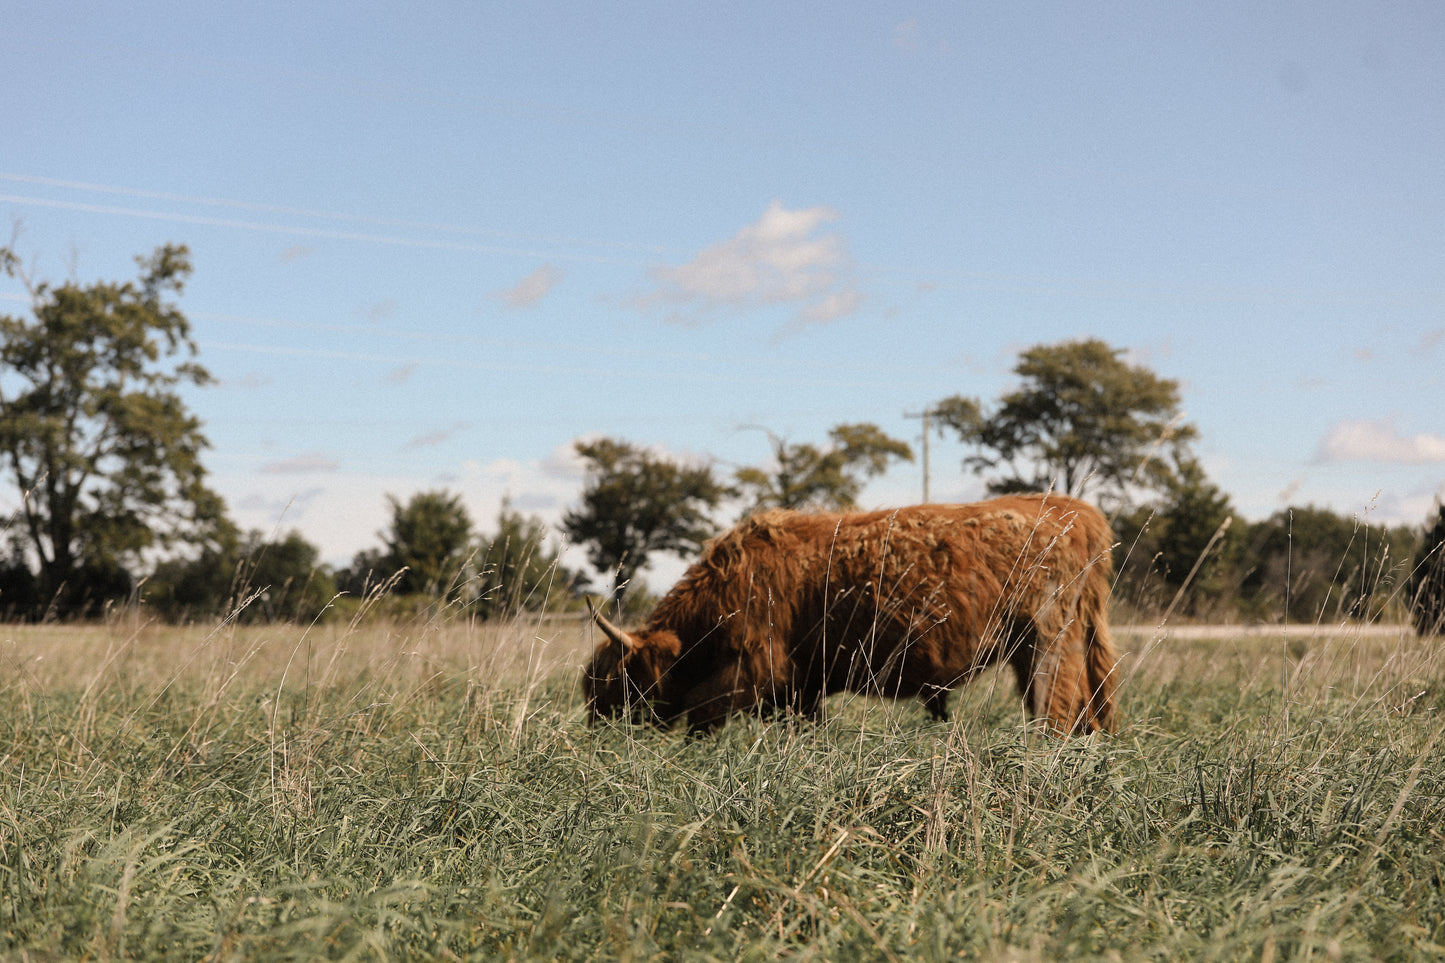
xmin=583 ymin=493 xmax=1118 ymax=734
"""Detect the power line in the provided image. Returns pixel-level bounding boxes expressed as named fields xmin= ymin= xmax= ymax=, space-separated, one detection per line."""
xmin=194 ymin=311 xmax=937 ymax=379
xmin=0 ymin=172 xmax=675 ymax=256
xmin=13 ymin=173 xmax=1444 ymax=308
xmin=13 ymin=182 xmax=1437 ymax=310
xmin=0 ymin=193 xmax=656 ymax=267
xmin=198 ymin=339 xmax=919 ymax=391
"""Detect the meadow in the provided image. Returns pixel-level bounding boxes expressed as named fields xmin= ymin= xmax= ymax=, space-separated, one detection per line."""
xmin=1 ymin=602 xmax=1442 ymax=961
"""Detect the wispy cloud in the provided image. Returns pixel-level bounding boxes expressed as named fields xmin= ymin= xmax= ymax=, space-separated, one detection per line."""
xmin=259 ymin=452 xmax=340 ymax=474
xmin=636 ymin=200 xmax=863 ymax=328
xmin=404 ymin=422 xmax=470 ymax=449
xmin=798 ymin=290 xmax=864 ymax=325
xmin=222 ymin=372 xmax=272 ymax=390
xmin=279 ymin=244 xmax=312 ymax=263
xmin=496 ymin=263 xmax=564 ymax=308
xmin=1315 ymin=418 xmax=1445 ymax=464
xmin=386 ymin=363 xmax=418 ymax=384
xmin=237 ymin=486 xmax=325 ymax=517
xmin=363 ymin=299 xmax=397 ymax=323
xmin=893 ymin=19 xmax=919 ymax=50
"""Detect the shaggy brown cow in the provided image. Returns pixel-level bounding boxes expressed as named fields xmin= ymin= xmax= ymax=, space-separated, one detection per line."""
xmin=583 ymin=493 xmax=1118 ymax=734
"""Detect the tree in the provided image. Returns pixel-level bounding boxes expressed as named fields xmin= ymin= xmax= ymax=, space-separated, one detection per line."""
xmin=236 ymin=529 xmax=335 ymax=622
xmin=1408 ymin=502 xmax=1445 ymax=636
xmin=1113 ymin=454 xmax=1240 ymax=620
xmin=0 ymin=242 xmax=224 ymax=616
xmin=561 ymin=437 xmax=727 ymax=602
xmin=473 ymin=500 xmax=585 ymax=618
xmin=382 ymin=490 xmax=474 ymax=597
xmin=735 ymin=423 xmax=913 ymax=512
xmin=935 ymin=338 xmax=1196 ymax=508
xmin=145 ymin=516 xmax=241 ymax=620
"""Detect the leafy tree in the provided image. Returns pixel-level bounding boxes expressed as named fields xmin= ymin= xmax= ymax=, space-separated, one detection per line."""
xmin=0 ymin=242 xmax=224 ymax=616
xmin=1153 ymin=456 xmax=1240 ymax=611
xmin=561 ymin=437 xmax=727 ymax=602
xmin=1408 ymin=502 xmax=1445 ymax=636
xmin=148 ymin=526 xmax=335 ymax=623
xmin=935 ymin=338 xmax=1195 ymax=507
xmin=473 ymin=500 xmax=585 ymax=618
xmin=382 ymin=490 xmax=474 ymax=598
xmin=735 ymin=423 xmax=913 ymax=512
xmin=1113 ymin=455 xmax=1240 ymax=619
xmin=144 ymin=516 xmax=240 ymax=620
xmin=238 ymin=529 xmax=336 ymax=621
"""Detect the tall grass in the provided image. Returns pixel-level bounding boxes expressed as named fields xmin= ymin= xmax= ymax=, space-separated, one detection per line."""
xmin=2 ymin=601 xmax=1442 ymax=960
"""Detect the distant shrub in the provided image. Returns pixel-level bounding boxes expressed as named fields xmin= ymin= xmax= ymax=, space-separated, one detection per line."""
xmin=147 ymin=528 xmax=336 ymax=624
xmin=1237 ymin=506 xmax=1419 ymax=625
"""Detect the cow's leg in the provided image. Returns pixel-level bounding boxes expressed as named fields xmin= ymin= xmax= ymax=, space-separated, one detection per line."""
xmin=1006 ymin=643 xmax=1036 ymax=719
xmin=997 ymin=619 xmax=1040 ymax=722
xmin=1011 ymin=584 xmax=1086 ymax=734
xmin=1081 ymin=617 xmax=1118 ymax=732
xmin=921 ymin=685 xmax=950 ymax=721
xmin=1027 ymin=602 xmax=1096 ymax=734
xmin=1034 ymin=638 xmax=1093 ymax=733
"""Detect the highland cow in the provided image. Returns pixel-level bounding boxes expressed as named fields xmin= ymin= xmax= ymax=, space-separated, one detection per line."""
xmin=583 ymin=493 xmax=1118 ymax=734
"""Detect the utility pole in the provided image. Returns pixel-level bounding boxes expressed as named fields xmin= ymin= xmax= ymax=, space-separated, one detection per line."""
xmin=904 ymin=407 xmax=935 ymax=503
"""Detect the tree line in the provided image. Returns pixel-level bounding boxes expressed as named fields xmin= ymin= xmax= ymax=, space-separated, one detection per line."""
xmin=2 ymin=243 xmax=1441 ymax=630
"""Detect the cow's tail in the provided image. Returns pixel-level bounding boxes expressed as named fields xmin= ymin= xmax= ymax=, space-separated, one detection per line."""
xmin=1080 ymin=547 xmax=1119 ymax=733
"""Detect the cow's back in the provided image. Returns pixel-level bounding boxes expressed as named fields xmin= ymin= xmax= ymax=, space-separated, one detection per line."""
xmin=789 ymin=496 xmax=1109 ymax=694
xmin=651 ymin=495 xmax=1111 ymax=697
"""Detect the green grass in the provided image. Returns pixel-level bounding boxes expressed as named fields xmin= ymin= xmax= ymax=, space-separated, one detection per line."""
xmin=1 ymin=612 xmax=1442 ymax=960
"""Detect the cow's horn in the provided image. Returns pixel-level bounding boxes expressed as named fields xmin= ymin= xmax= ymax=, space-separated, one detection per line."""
xmin=586 ymin=596 xmax=634 ymax=653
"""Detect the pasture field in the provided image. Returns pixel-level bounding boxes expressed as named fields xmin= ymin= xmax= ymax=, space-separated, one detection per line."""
xmin=1 ymin=609 xmax=1443 ymax=961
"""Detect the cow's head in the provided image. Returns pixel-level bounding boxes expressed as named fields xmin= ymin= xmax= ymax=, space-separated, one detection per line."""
xmin=582 ymin=600 xmax=681 ymax=725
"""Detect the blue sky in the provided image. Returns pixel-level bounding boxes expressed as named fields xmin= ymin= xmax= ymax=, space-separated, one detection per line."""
xmin=3 ymin=2 xmax=1443 ymax=589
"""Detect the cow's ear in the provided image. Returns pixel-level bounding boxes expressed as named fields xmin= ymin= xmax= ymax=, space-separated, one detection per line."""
xmin=587 ymin=596 xmax=635 ymax=654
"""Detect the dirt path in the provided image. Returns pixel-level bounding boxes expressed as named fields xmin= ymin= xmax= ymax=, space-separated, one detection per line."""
xmin=1113 ymin=622 xmax=1411 ymax=640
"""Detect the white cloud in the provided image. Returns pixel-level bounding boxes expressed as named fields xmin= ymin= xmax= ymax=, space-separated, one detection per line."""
xmin=215 ymin=437 xmax=718 ymax=587
xmin=541 ymin=439 xmax=589 ymax=480
xmin=639 ymin=200 xmax=863 ymax=328
xmin=217 ymin=456 xmax=584 ymax=569
xmin=1315 ymin=418 xmax=1445 ymax=464
xmin=496 ymin=263 xmax=564 ymax=308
